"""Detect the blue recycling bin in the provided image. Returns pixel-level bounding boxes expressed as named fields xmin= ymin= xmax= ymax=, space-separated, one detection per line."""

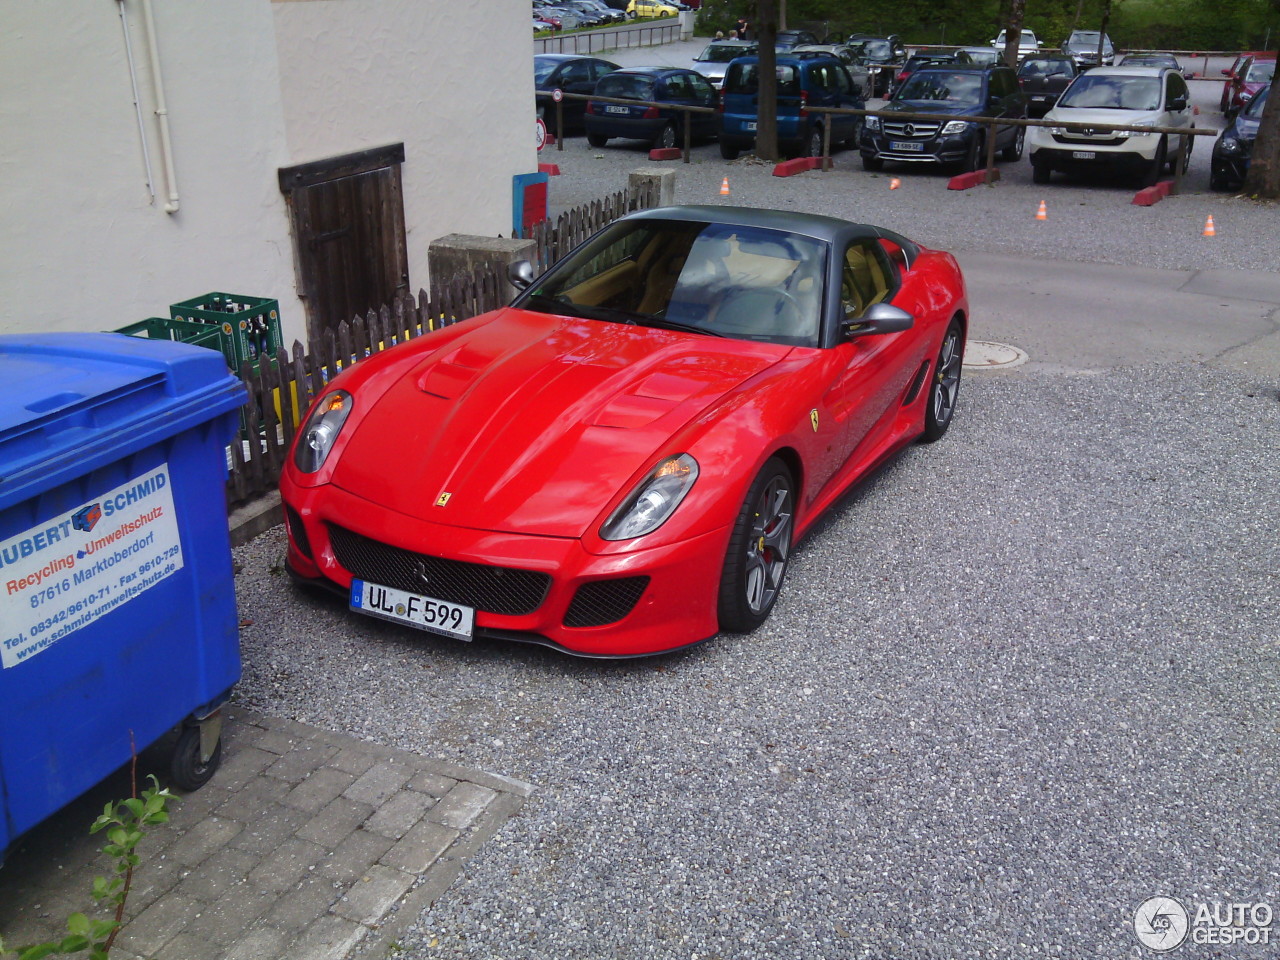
xmin=0 ymin=333 xmax=247 ymax=858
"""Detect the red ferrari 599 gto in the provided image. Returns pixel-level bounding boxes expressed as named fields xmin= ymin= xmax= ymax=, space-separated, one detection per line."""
xmin=280 ymin=206 xmax=968 ymax=657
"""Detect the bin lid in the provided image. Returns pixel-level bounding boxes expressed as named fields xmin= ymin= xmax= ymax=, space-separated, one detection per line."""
xmin=0 ymin=334 xmax=248 ymax=511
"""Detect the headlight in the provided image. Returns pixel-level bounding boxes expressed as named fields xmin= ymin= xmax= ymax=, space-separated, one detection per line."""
xmin=294 ymin=390 xmax=352 ymax=473
xmin=1219 ymin=136 xmax=1241 ymax=153
xmin=1128 ymin=121 xmax=1154 ymax=137
xmin=601 ymin=454 xmax=699 ymax=541
xmin=1240 ymin=92 xmax=1254 ymax=103
xmin=865 ymin=115 xmax=880 ymax=131
xmin=1047 ymin=126 xmax=1065 ymax=136
xmin=941 ymin=120 xmax=970 ymax=135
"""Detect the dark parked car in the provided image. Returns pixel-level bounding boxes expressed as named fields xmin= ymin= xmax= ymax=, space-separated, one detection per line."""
xmin=586 ymin=67 xmax=719 ymax=149
xmin=860 ymin=64 xmax=1028 ymax=172
xmin=534 ymin=54 xmax=620 ymax=133
xmin=1211 ymin=83 xmax=1269 ymax=190
xmin=1062 ymin=30 xmax=1114 ymax=69
xmin=848 ymin=35 xmax=907 ymax=96
xmin=691 ymin=39 xmax=757 ymax=89
xmin=774 ymin=30 xmax=819 ymax=50
xmin=1119 ymin=53 xmax=1183 ymax=74
xmin=719 ymin=54 xmax=867 ymax=159
xmin=891 ymin=51 xmax=970 ymax=96
xmin=793 ymin=44 xmax=874 ymax=97
xmin=1017 ymin=55 xmax=1078 ymax=117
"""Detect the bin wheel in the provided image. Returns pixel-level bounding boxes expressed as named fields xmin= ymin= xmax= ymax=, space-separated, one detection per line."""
xmin=170 ymin=725 xmax=222 ymax=791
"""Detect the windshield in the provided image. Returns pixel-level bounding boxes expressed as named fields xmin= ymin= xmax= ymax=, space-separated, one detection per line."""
xmin=521 ymin=219 xmax=828 ymax=347
xmin=895 ymin=71 xmax=984 ymax=105
xmin=533 ymin=58 xmax=561 ymax=84
xmin=1070 ymin=32 xmax=1112 ymax=51
xmin=1245 ymin=61 xmax=1275 ymax=83
xmin=963 ymin=49 xmax=1000 ymax=65
xmin=1020 ymin=59 xmax=1072 ymax=78
xmin=697 ymin=43 xmax=750 ymax=63
xmin=595 ymin=75 xmax=655 ymax=99
xmin=1058 ymin=74 xmax=1160 ymax=110
xmin=861 ymin=40 xmax=891 ymax=58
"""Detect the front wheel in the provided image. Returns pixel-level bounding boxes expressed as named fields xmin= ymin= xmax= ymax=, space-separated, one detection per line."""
xmin=963 ymin=134 xmax=985 ymax=173
xmin=1032 ymin=160 xmax=1051 ymax=184
xmin=920 ymin=320 xmax=963 ymax=443
xmin=1143 ymin=136 xmax=1168 ymax=187
xmin=861 ymin=153 xmax=884 ymax=172
xmin=717 ymin=459 xmax=794 ymax=633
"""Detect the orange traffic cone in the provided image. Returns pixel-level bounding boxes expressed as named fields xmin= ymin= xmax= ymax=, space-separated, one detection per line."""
xmin=1202 ymin=214 xmax=1216 ymax=237
xmin=1035 ymin=200 xmax=1048 ymax=221
xmin=889 ymin=178 xmax=901 ymax=190
xmin=719 ymin=177 xmax=730 ymax=196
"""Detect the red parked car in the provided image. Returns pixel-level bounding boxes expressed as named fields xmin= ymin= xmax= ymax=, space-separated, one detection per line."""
xmin=281 ymin=207 xmax=969 ymax=657
xmin=1221 ymin=52 xmax=1275 ymax=115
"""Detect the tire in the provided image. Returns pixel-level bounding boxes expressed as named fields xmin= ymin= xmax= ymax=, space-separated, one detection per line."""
xmin=170 ymin=725 xmax=222 ymax=791
xmin=1000 ymin=125 xmax=1025 ymax=162
xmin=1209 ymin=164 xmax=1231 ymax=192
xmin=801 ymin=126 xmax=824 ymax=158
xmin=720 ymin=140 xmax=740 ymax=160
xmin=653 ymin=123 xmax=676 ymax=150
xmin=861 ymin=153 xmax=884 ymax=172
xmin=1032 ymin=160 xmax=1051 ymax=184
xmin=920 ymin=320 xmax=963 ymax=443
xmin=963 ymin=134 xmax=985 ymax=173
xmin=1169 ymin=131 xmax=1193 ymax=171
xmin=1142 ymin=136 xmax=1167 ymax=187
xmin=717 ymin=458 xmax=794 ymax=633
xmin=587 ymin=132 xmax=609 ymax=148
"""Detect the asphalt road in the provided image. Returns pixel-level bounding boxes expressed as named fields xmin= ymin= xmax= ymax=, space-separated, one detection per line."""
xmin=231 ymin=39 xmax=1280 ymax=960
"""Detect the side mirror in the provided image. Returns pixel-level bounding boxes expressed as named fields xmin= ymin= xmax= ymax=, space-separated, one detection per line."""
xmin=1170 ymin=95 xmax=1188 ymax=111
xmin=508 ymin=260 xmax=535 ymax=291
xmin=844 ymin=302 xmax=914 ymax=339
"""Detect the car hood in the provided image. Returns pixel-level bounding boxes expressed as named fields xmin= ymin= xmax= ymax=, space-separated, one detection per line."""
xmin=1044 ymin=105 xmax=1161 ymax=125
xmin=884 ymin=99 xmax=983 ymax=118
xmin=331 ymin=308 xmax=790 ymax=538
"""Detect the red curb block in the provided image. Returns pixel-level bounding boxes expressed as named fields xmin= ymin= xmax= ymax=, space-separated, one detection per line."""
xmin=1131 ymin=180 xmax=1173 ymax=206
xmin=538 ymin=163 xmax=560 ymax=176
xmin=648 ymin=147 xmax=682 ymax=161
xmin=545 ymin=135 xmax=557 ymax=146
xmin=946 ymin=168 xmax=1001 ymax=190
xmin=772 ymin=157 xmax=822 ymax=177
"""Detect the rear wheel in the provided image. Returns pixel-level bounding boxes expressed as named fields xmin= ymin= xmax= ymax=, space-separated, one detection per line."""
xmin=653 ymin=123 xmax=676 ymax=150
xmin=720 ymin=140 xmax=740 ymax=160
xmin=1000 ymin=125 xmax=1025 ymax=162
xmin=587 ymin=132 xmax=609 ymax=148
xmin=801 ymin=125 xmax=824 ymax=158
xmin=717 ymin=459 xmax=794 ymax=633
xmin=170 ymin=725 xmax=222 ymax=791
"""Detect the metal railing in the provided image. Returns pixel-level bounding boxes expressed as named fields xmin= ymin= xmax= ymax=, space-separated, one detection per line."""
xmin=548 ymin=91 xmax=716 ymax=163
xmin=534 ymin=19 xmax=681 ymax=55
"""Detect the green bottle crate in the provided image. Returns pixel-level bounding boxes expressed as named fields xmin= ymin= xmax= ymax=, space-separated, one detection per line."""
xmin=169 ymin=292 xmax=283 ymax=371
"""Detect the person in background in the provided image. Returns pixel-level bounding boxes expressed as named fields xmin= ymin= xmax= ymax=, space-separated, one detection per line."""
xmin=734 ymin=16 xmax=750 ymax=40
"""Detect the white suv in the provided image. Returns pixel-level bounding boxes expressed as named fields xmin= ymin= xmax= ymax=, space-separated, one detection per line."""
xmin=1027 ymin=66 xmax=1194 ymax=186
xmin=991 ymin=29 xmax=1041 ymax=59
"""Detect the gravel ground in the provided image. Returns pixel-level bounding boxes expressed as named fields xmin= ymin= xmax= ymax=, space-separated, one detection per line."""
xmin=233 ymin=361 xmax=1280 ymax=959
xmin=539 ymin=42 xmax=1279 ymax=274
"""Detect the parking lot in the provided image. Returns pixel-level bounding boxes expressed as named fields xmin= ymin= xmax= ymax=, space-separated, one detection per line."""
xmin=229 ymin=39 xmax=1280 ymax=959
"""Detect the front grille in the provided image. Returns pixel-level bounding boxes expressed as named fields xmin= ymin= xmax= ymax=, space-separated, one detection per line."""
xmin=883 ymin=120 xmax=941 ymax=138
xmin=285 ymin=505 xmax=313 ymax=560
xmin=327 ymin=525 xmax=551 ymax=616
xmin=564 ymin=577 xmax=650 ymax=628
xmin=1052 ymin=132 xmax=1128 ymax=146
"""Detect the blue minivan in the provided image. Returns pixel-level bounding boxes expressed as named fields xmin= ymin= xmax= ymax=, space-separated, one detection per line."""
xmin=718 ymin=54 xmax=867 ymax=159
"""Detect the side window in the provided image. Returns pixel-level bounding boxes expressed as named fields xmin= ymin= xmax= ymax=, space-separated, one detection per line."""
xmin=589 ymin=61 xmax=614 ymax=82
xmin=1168 ymin=72 xmax=1188 ymax=105
xmin=664 ymin=74 xmax=691 ymax=99
xmin=562 ymin=62 xmax=590 ymax=86
xmin=834 ymin=65 xmax=853 ymax=95
xmin=689 ymin=74 xmax=715 ymax=100
xmin=841 ymin=242 xmax=892 ymax=318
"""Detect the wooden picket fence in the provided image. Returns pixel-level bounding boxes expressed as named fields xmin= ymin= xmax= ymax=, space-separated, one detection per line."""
xmin=226 ymin=184 xmax=659 ymax=505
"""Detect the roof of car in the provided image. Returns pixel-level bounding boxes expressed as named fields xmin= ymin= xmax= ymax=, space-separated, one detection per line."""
xmin=535 ymin=53 xmax=611 ymax=63
xmin=627 ymin=205 xmax=907 ymax=247
xmin=704 ymin=39 xmax=755 ymax=47
xmin=1082 ymin=65 xmax=1170 ymax=78
xmin=608 ymin=66 xmax=697 ymax=77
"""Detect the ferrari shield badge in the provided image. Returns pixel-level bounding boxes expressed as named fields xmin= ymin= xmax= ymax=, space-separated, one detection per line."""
xmin=810 ymin=409 xmax=820 ymax=432
xmin=435 ymin=492 xmax=452 ymax=507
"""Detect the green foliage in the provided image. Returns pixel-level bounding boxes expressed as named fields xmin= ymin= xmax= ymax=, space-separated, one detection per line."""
xmin=0 ymin=777 xmax=175 ymax=960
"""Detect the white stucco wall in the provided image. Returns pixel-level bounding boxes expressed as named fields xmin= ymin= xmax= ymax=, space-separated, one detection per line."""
xmin=0 ymin=0 xmax=535 ymax=345
xmin=271 ymin=0 xmax=537 ymax=292
xmin=0 ymin=1 xmax=304 ymax=340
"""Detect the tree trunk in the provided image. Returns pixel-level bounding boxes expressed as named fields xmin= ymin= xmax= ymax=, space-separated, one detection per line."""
xmin=1001 ymin=0 xmax=1026 ymax=68
xmin=1098 ymin=0 xmax=1113 ymax=66
xmin=1243 ymin=45 xmax=1280 ymax=197
xmin=756 ymin=0 xmax=780 ymax=161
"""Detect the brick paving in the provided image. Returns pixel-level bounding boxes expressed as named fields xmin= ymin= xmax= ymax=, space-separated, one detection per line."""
xmin=0 ymin=707 xmax=533 ymax=960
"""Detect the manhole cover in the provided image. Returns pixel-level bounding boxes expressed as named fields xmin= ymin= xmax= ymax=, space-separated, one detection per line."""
xmin=964 ymin=340 xmax=1028 ymax=369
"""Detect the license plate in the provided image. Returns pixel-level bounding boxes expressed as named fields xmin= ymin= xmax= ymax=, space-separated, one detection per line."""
xmin=890 ymin=140 xmax=924 ymax=152
xmin=1072 ymin=150 xmax=1096 ymax=159
xmin=745 ymin=121 xmax=757 ymax=131
xmin=605 ymin=105 xmax=629 ymax=115
xmin=350 ymin=579 xmax=474 ymax=641
xmin=1032 ymin=95 xmax=1048 ymax=101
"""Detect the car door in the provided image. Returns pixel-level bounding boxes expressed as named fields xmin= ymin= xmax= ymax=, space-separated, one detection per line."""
xmin=686 ymin=72 xmax=719 ymax=137
xmin=554 ymin=60 xmax=596 ymax=125
xmin=1163 ymin=70 xmax=1193 ymax=154
xmin=831 ymin=64 xmax=863 ymax=141
xmin=816 ymin=240 xmax=924 ymax=490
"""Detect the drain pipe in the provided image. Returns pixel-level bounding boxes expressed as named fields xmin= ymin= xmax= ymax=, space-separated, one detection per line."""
xmin=139 ymin=0 xmax=180 ymax=214
xmin=116 ymin=0 xmax=156 ymax=203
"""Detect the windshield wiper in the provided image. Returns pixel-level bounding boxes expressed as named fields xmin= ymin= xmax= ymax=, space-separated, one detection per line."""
xmin=643 ymin=315 xmax=723 ymax=337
